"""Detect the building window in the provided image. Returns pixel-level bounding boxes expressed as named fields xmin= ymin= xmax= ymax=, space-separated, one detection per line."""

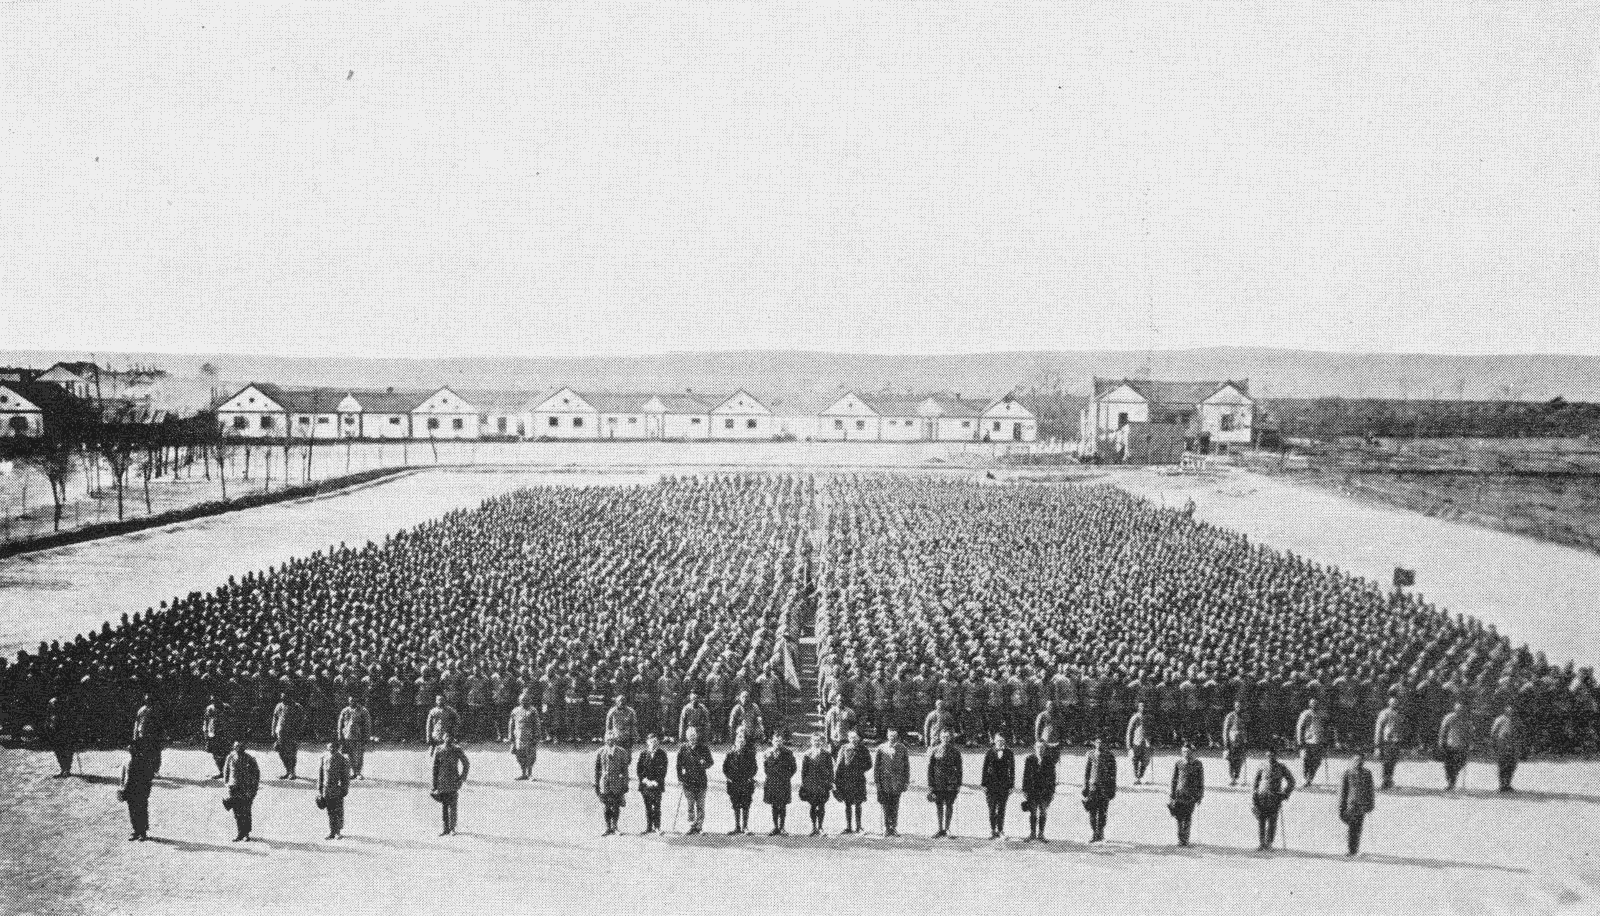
xmin=298 ymin=416 xmax=311 ymax=425
xmin=855 ymin=420 xmax=865 ymax=430
xmin=548 ymin=416 xmax=559 ymax=427
xmin=1117 ymin=412 xmax=1129 ymax=428
xmin=428 ymin=418 xmax=440 ymax=430
xmin=628 ymin=417 xmax=637 ymax=424
xmin=232 ymin=417 xmax=248 ymax=430
xmin=389 ymin=417 xmax=401 ymax=425
xmin=1220 ymin=414 xmax=1236 ymax=431
xmin=343 ymin=415 xmax=355 ymax=425
xmin=497 ymin=417 xmax=508 ymax=433
xmin=834 ymin=419 xmax=844 ymax=430
xmin=746 ymin=419 xmax=757 ymax=429
xmin=573 ymin=417 xmax=583 ymax=428
xmin=961 ymin=421 xmax=971 ymax=428
xmin=452 ymin=418 xmax=464 ymax=430
xmin=690 ymin=418 xmax=701 ymax=424
xmin=260 ymin=416 xmax=274 ymax=430
xmin=316 ymin=416 xmax=329 ymax=424
xmin=725 ymin=418 xmax=735 ymax=429
xmin=993 ymin=421 xmax=1002 ymax=431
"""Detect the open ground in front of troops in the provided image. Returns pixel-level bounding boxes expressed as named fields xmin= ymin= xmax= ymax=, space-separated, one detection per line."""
xmin=4 ymin=458 xmax=1600 ymax=915
xmin=1 ymin=743 xmax=1596 ymax=916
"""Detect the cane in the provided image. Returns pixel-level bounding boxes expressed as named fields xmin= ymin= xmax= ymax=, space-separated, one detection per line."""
xmin=670 ymin=788 xmax=685 ymax=833
xmin=1279 ymin=801 xmax=1288 ymax=851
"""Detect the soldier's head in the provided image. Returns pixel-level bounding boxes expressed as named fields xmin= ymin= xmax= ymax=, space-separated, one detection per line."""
xmin=1308 ymin=698 xmax=1319 ymax=710
xmin=831 ymin=695 xmax=842 ymax=708
xmin=613 ymin=694 xmax=625 ymax=708
xmin=1137 ymin=701 xmax=1146 ymax=712
xmin=1503 ymin=705 xmax=1516 ymax=717
xmin=1181 ymin=742 xmax=1195 ymax=761
xmin=1454 ymin=700 xmax=1465 ymax=713
xmin=939 ymin=727 xmax=953 ymax=746
xmin=280 ymin=692 xmax=289 ymax=701
xmin=688 ymin=692 xmax=699 ymax=704
xmin=686 ymin=726 xmax=701 ymax=746
xmin=1266 ymin=748 xmax=1278 ymax=761
xmin=1092 ymin=737 xmax=1104 ymax=752
xmin=434 ymin=694 xmax=445 ymax=707
xmin=232 ymin=740 xmax=246 ymax=753
xmin=48 ymin=696 xmax=59 ymax=707
xmin=1234 ymin=700 xmax=1243 ymax=711
xmin=848 ymin=729 xmax=862 ymax=747
xmin=1353 ymin=749 xmax=1367 ymax=765
xmin=739 ymin=690 xmax=750 ymax=703
xmin=810 ymin=734 xmax=823 ymax=751
xmin=886 ymin=728 xmax=900 ymax=745
xmin=646 ymin=733 xmax=660 ymax=752
xmin=1034 ymin=738 xmax=1047 ymax=756
xmin=327 ymin=741 xmax=339 ymax=754
xmin=1388 ymin=697 xmax=1399 ymax=710
xmin=444 ymin=735 xmax=456 ymax=748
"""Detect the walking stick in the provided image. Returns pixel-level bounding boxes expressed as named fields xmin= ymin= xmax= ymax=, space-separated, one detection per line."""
xmin=1279 ymin=801 xmax=1288 ymax=850
xmin=670 ymin=787 xmax=685 ymax=833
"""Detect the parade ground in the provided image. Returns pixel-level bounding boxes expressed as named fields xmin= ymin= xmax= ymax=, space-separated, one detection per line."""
xmin=3 ymin=458 xmax=1600 ymax=914
xmin=0 ymin=742 xmax=1595 ymax=916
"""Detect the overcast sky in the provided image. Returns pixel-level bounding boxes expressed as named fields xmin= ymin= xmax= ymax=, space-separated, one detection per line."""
xmin=3 ymin=2 xmax=1597 ymax=359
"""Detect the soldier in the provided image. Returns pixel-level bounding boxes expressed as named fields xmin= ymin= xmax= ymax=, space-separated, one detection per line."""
xmin=799 ymin=733 xmax=834 ymax=836
xmin=507 ymin=691 xmax=542 ymax=780
xmin=832 ymin=729 xmax=872 ymax=835
xmin=1437 ymin=700 xmax=1473 ymax=791
xmin=1222 ymin=700 xmax=1248 ymax=785
xmin=1251 ymin=748 xmax=1296 ymax=851
xmin=676 ymin=726 xmax=714 ymax=834
xmin=1021 ymin=737 xmax=1057 ymax=842
xmin=677 ymin=692 xmax=710 ymax=746
xmin=762 ymin=732 xmax=797 ymax=836
xmin=722 ymin=727 xmax=758 ymax=834
xmin=1338 ymin=749 xmax=1376 ymax=855
xmin=1126 ymin=701 xmax=1152 ymax=785
xmin=636 ymin=733 xmax=668 ymax=834
xmin=131 ymin=693 xmax=163 ymax=775
xmin=605 ymin=694 xmax=638 ymax=750
xmin=1034 ymin=699 xmax=1062 ymax=748
xmin=728 ymin=690 xmax=764 ymax=746
xmin=425 ymin=694 xmax=460 ymax=749
xmin=1167 ymin=742 xmax=1204 ymax=847
xmin=927 ymin=727 xmax=963 ymax=838
xmin=981 ymin=732 xmax=1015 ymax=839
xmin=1490 ymin=705 xmax=1524 ymax=792
xmin=271 ymin=692 xmax=303 ymax=780
xmin=1082 ymin=736 xmax=1117 ymax=843
xmin=1373 ymin=696 xmax=1407 ymax=789
xmin=431 ymin=735 xmax=470 ymax=836
xmin=823 ymin=695 xmax=857 ymax=752
xmin=317 ymin=741 xmax=351 ymax=840
xmin=44 ymin=696 xmax=76 ymax=778
xmin=118 ymin=744 xmax=159 ymax=841
xmin=1296 ymin=698 xmax=1330 ymax=786
xmin=201 ymin=694 xmax=230 ymax=779
xmin=222 ymin=740 xmax=261 ymax=842
xmin=336 ymin=695 xmax=372 ymax=779
xmin=923 ymin=699 xmax=956 ymax=748
xmin=873 ymin=728 xmax=910 ymax=837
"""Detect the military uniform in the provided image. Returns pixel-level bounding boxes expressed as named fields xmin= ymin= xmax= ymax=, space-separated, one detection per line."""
xmin=1338 ymin=759 xmax=1376 ymax=855
xmin=1082 ymin=746 xmax=1117 ymax=842
xmin=317 ymin=747 xmax=351 ymax=838
xmin=1167 ymin=756 xmax=1204 ymax=846
xmin=222 ymin=746 xmax=261 ymax=841
xmin=980 ymin=744 xmax=1015 ymax=837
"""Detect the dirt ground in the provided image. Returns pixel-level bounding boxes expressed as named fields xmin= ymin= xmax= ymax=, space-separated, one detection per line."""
xmin=0 ymin=743 xmax=1594 ymax=916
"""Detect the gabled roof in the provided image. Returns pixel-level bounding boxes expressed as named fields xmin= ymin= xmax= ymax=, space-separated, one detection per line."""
xmin=459 ymin=390 xmax=540 ymax=413
xmin=43 ymin=361 xmax=101 ymax=380
xmin=921 ymin=393 xmax=990 ymax=418
xmin=578 ymin=392 xmax=655 ymax=413
xmin=710 ymin=389 xmax=770 ymax=414
xmin=0 ymin=380 xmax=88 ymax=418
xmin=857 ymin=393 xmax=925 ymax=418
xmin=253 ymin=383 xmax=344 ymax=414
xmin=342 ymin=388 xmax=433 ymax=414
xmin=646 ymin=393 xmax=714 ymax=413
xmin=1091 ymin=377 xmax=1250 ymax=406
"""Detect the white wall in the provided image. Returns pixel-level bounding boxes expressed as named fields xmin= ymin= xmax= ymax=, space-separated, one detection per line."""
xmin=878 ymin=416 xmax=922 ymax=441
xmin=218 ymin=410 xmax=286 ymax=439
xmin=533 ymin=411 xmax=600 ymax=439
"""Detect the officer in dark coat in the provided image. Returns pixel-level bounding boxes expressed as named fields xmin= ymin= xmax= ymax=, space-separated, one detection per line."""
xmin=44 ymin=697 xmax=75 ymax=778
xmin=676 ymin=727 xmax=714 ymax=834
xmin=118 ymin=744 xmax=159 ymax=841
xmin=222 ymin=741 xmax=261 ymax=842
xmin=799 ymin=734 xmax=835 ymax=836
xmin=762 ymin=732 xmax=797 ymax=835
xmin=1251 ymin=748 xmax=1296 ymax=851
xmin=271 ymin=693 xmax=303 ymax=780
xmin=1167 ymin=742 xmax=1205 ymax=846
xmin=723 ymin=728 xmax=758 ymax=834
xmin=636 ymin=733 xmax=669 ymax=833
xmin=926 ymin=727 xmax=963 ymax=838
xmin=201 ymin=695 xmax=231 ymax=779
xmin=980 ymin=732 xmax=1015 ymax=839
xmin=1490 ymin=706 xmax=1524 ymax=792
xmin=432 ymin=736 xmax=470 ymax=836
xmin=1338 ymin=750 xmax=1376 ymax=855
xmin=1021 ymin=738 xmax=1058 ymax=842
xmin=594 ymin=732 xmax=631 ymax=836
xmin=317 ymin=741 xmax=351 ymax=840
xmin=1082 ymin=737 xmax=1117 ymax=843
xmin=873 ymin=729 xmax=911 ymax=837
xmin=832 ymin=729 xmax=872 ymax=834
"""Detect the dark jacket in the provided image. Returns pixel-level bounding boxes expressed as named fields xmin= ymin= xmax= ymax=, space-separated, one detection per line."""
xmin=981 ymin=747 xmax=1016 ymax=795
xmin=1022 ymin=750 xmax=1058 ymax=803
xmin=120 ymin=750 xmax=159 ymax=801
xmin=1083 ymin=748 xmax=1117 ymax=799
xmin=762 ymin=745 xmax=797 ymax=805
xmin=1169 ymin=757 xmax=1204 ymax=805
xmin=873 ymin=742 xmax=910 ymax=796
xmin=723 ymin=744 xmax=758 ymax=803
xmin=676 ymin=742 xmax=714 ymax=792
xmin=432 ymin=744 xmax=471 ymax=794
xmin=1339 ymin=764 xmax=1375 ymax=822
xmin=799 ymin=748 xmax=835 ymax=803
xmin=636 ymin=747 xmax=668 ymax=797
xmin=319 ymin=750 xmax=351 ymax=801
xmin=833 ymin=742 xmax=872 ymax=803
xmin=593 ymin=745 xmax=629 ymax=797
xmin=223 ymin=749 xmax=261 ymax=800
xmin=927 ymin=743 xmax=964 ymax=795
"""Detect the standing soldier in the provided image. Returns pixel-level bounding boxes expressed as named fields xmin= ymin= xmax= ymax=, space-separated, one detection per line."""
xmin=1021 ymin=738 xmax=1057 ymax=842
xmin=337 ymin=695 xmax=372 ymax=780
xmin=873 ymin=728 xmax=910 ymax=837
xmin=507 ymin=691 xmax=542 ymax=780
xmin=384 ymin=669 xmax=407 ymax=742
xmin=1082 ymin=737 xmax=1117 ymax=843
xmin=678 ymin=692 xmax=710 ymax=746
xmin=656 ymin=668 xmax=679 ymax=745
xmin=762 ymin=732 xmax=797 ymax=836
xmin=44 ymin=697 xmax=76 ymax=779
xmin=1437 ymin=700 xmax=1473 ymax=791
xmin=705 ymin=667 xmax=727 ymax=744
xmin=1338 ymin=749 xmax=1376 ymax=856
xmin=676 ymin=727 xmax=714 ymax=834
xmin=636 ymin=733 xmax=668 ymax=834
xmin=832 ymin=729 xmax=872 ymax=835
xmin=1222 ymin=700 xmax=1248 ymax=786
xmin=926 ymin=727 xmax=963 ymax=838
xmin=271 ymin=692 xmax=303 ymax=780
xmin=1251 ymin=748 xmax=1296 ymax=851
xmin=201 ymin=695 xmax=231 ymax=780
xmin=222 ymin=741 xmax=260 ymax=843
xmin=118 ymin=744 xmax=159 ymax=841
xmin=1490 ymin=705 xmax=1524 ymax=792
xmin=1167 ymin=743 xmax=1204 ymax=846
xmin=1125 ymin=701 xmax=1152 ymax=785
xmin=823 ymin=695 xmax=857 ymax=753
xmin=728 ymin=690 xmax=764 ymax=746
xmin=722 ymin=727 xmax=758 ymax=835
xmin=799 ymin=734 xmax=834 ymax=836
xmin=1296 ymin=698 xmax=1330 ymax=786
xmin=317 ymin=741 xmax=351 ymax=840
xmin=981 ymin=732 xmax=1015 ymax=839
xmin=605 ymin=694 xmax=638 ymax=749
xmin=924 ymin=699 xmax=957 ymax=748
xmin=431 ymin=735 xmax=470 ymax=836
xmin=425 ymin=694 xmax=460 ymax=749
xmin=131 ymin=694 xmax=163 ymax=775
xmin=1034 ymin=699 xmax=1062 ymax=748
xmin=1373 ymin=697 xmax=1407 ymax=790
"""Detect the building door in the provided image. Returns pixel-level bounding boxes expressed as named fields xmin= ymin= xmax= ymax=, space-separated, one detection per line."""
xmin=1012 ymin=422 xmax=1023 ymax=441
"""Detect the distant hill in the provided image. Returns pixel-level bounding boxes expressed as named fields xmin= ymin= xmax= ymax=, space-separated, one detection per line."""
xmin=4 ymin=347 xmax=1599 ymax=406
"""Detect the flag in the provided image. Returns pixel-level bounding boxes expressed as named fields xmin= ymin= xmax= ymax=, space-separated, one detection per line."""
xmin=1393 ymin=567 xmax=1416 ymax=588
